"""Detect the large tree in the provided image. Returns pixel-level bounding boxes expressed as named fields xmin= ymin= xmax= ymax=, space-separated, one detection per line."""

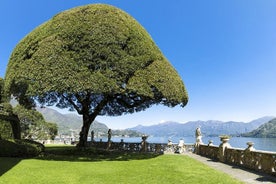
xmin=5 ymin=4 xmax=188 ymax=147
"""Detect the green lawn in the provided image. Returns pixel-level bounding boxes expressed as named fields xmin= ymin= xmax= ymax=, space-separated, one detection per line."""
xmin=0 ymin=146 xmax=242 ymax=184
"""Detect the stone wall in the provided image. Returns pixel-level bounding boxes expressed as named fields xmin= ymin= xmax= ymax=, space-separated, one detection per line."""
xmin=87 ymin=140 xmax=195 ymax=154
xmin=196 ymin=140 xmax=276 ymax=176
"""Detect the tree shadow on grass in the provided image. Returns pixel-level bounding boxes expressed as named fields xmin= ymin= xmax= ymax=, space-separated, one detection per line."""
xmin=36 ymin=146 xmax=162 ymax=162
xmin=0 ymin=157 xmax=22 ymax=176
xmin=1 ymin=146 xmax=161 ymax=176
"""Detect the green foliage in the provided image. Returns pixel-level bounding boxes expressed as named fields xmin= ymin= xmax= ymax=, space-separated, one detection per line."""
xmin=0 ymin=139 xmax=44 ymax=157
xmin=0 ymin=103 xmax=20 ymax=139
xmin=242 ymin=118 xmax=276 ymax=138
xmin=6 ymin=4 xmax=187 ymax=114
xmin=0 ymin=120 xmax=13 ymax=139
xmin=0 ymin=102 xmax=13 ymax=115
xmin=13 ymin=105 xmax=58 ymax=140
xmin=5 ymin=4 xmax=188 ymax=146
xmin=45 ymin=122 xmax=58 ymax=140
xmin=0 ymin=77 xmax=4 ymax=103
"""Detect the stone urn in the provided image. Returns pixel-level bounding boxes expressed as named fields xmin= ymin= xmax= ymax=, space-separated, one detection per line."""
xmin=208 ymin=140 xmax=213 ymax=146
xmin=141 ymin=135 xmax=148 ymax=142
xmin=219 ymin=135 xmax=230 ymax=143
xmin=246 ymin=141 xmax=255 ymax=151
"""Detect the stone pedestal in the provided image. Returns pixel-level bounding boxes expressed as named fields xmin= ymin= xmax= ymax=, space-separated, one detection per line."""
xmin=218 ymin=137 xmax=231 ymax=162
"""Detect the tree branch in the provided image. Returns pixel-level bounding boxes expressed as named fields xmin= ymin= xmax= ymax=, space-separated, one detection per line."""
xmin=116 ymin=94 xmax=150 ymax=109
xmin=88 ymin=94 xmax=110 ymax=122
xmin=61 ymin=94 xmax=82 ymax=114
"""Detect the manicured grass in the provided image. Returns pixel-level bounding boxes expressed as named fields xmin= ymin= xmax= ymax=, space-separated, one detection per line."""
xmin=0 ymin=146 xmax=242 ymax=184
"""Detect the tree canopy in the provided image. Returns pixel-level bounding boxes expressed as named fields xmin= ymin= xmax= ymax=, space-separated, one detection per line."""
xmin=5 ymin=4 xmax=188 ymax=146
xmin=0 ymin=78 xmax=4 ymax=103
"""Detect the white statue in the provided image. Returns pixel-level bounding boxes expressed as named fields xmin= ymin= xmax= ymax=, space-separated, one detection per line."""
xmin=177 ymin=139 xmax=185 ymax=153
xmin=195 ymin=127 xmax=202 ymax=144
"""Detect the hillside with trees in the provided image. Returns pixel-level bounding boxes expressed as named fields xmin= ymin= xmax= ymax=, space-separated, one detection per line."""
xmin=13 ymin=105 xmax=58 ymax=140
xmin=37 ymin=107 xmax=143 ymax=138
xmin=242 ymin=118 xmax=276 ymax=138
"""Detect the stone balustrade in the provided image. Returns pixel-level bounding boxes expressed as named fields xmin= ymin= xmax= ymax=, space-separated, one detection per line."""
xmin=87 ymin=140 xmax=195 ymax=154
xmin=85 ymin=128 xmax=276 ymax=177
xmin=196 ymin=140 xmax=276 ymax=176
xmin=74 ymin=134 xmax=276 ymax=177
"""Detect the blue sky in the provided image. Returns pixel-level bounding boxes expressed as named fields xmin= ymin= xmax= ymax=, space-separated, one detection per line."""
xmin=1 ymin=0 xmax=276 ymax=129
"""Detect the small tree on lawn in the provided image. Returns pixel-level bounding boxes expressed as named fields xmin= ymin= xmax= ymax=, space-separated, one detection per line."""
xmin=5 ymin=4 xmax=188 ymax=147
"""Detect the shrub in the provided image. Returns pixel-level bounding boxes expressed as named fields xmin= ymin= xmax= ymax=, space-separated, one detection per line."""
xmin=0 ymin=139 xmax=44 ymax=157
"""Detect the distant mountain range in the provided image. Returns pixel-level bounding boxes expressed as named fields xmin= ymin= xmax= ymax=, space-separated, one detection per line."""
xmin=242 ymin=118 xmax=276 ymax=138
xmin=37 ymin=107 xmax=107 ymax=136
xmin=128 ymin=116 xmax=275 ymax=137
xmin=36 ymin=107 xmax=275 ymax=138
xmin=36 ymin=107 xmax=143 ymax=137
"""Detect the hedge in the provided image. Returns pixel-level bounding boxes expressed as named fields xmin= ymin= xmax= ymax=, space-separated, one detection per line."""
xmin=0 ymin=139 xmax=44 ymax=157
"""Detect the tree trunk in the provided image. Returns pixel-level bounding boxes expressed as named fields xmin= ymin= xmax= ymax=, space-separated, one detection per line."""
xmin=77 ymin=113 xmax=96 ymax=147
xmin=76 ymin=96 xmax=109 ymax=148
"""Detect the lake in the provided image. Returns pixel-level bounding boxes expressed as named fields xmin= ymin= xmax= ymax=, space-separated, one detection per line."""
xmin=95 ymin=136 xmax=276 ymax=152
